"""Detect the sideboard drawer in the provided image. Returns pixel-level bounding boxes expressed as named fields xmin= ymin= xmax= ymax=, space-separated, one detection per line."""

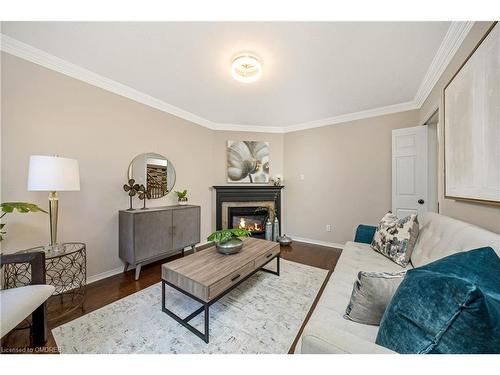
xmin=255 ymin=245 xmax=280 ymax=269
xmin=208 ymin=261 xmax=254 ymax=300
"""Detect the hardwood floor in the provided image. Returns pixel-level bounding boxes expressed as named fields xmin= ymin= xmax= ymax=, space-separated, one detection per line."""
xmin=280 ymin=240 xmax=341 ymax=270
xmin=1 ymin=240 xmax=342 ymax=353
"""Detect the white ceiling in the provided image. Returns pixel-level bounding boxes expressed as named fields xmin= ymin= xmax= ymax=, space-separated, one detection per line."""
xmin=1 ymin=22 xmax=458 ymax=130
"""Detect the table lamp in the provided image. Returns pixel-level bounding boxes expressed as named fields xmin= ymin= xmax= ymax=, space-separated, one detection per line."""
xmin=27 ymin=155 xmax=80 ymax=248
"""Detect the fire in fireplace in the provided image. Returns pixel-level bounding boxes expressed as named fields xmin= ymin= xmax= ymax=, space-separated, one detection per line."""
xmin=228 ymin=206 xmax=268 ymax=238
xmin=236 ymin=217 xmax=263 ymax=232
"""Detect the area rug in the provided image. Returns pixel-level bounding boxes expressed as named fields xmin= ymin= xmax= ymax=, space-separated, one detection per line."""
xmin=52 ymin=259 xmax=328 ymax=354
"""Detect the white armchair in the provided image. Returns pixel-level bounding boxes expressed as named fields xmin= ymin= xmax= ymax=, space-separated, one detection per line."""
xmin=1 ymin=251 xmax=55 ymax=346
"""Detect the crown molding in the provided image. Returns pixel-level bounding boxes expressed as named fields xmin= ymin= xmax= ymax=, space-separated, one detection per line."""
xmin=216 ymin=99 xmax=420 ymax=133
xmin=0 ymin=34 xmax=219 ymax=131
xmin=284 ymin=100 xmax=419 ymax=133
xmin=414 ymin=21 xmax=474 ymax=107
xmin=215 ymin=123 xmax=286 ymax=133
xmin=1 ymin=22 xmax=474 ymax=134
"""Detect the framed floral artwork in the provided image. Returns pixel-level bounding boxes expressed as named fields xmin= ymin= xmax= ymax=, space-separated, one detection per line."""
xmin=227 ymin=141 xmax=270 ymax=183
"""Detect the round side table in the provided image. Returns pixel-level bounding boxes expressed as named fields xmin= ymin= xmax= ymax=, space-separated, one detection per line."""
xmin=3 ymin=242 xmax=87 ymax=322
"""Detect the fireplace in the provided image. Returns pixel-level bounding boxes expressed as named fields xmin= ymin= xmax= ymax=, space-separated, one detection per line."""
xmin=228 ymin=206 xmax=268 ymax=238
xmin=213 ymin=185 xmax=284 ymax=237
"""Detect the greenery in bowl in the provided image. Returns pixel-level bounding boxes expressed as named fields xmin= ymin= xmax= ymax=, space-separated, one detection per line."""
xmin=207 ymin=228 xmax=251 ymax=244
xmin=1 ymin=202 xmax=47 ymax=241
xmin=175 ymin=190 xmax=188 ymax=199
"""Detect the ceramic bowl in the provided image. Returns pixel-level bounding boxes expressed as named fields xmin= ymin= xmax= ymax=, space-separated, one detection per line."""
xmin=216 ymin=238 xmax=243 ymax=255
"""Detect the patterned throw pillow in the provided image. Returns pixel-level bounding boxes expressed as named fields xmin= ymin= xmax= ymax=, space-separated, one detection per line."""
xmin=371 ymin=212 xmax=419 ymax=267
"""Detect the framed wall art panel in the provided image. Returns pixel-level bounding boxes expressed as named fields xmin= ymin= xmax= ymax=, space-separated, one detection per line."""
xmin=444 ymin=22 xmax=500 ymax=205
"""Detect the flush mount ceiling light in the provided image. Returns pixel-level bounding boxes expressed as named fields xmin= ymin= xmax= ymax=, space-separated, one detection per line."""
xmin=231 ymin=54 xmax=262 ymax=83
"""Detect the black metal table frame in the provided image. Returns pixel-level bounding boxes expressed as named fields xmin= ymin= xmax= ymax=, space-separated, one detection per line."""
xmin=162 ymin=253 xmax=280 ymax=343
xmin=3 ymin=242 xmax=87 ymax=325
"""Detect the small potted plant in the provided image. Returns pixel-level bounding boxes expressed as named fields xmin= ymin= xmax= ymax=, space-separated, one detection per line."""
xmin=207 ymin=228 xmax=251 ymax=255
xmin=175 ymin=189 xmax=188 ymax=205
xmin=1 ymin=202 xmax=47 ymax=241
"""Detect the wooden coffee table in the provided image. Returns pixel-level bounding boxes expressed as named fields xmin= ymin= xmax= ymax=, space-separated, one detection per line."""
xmin=161 ymin=237 xmax=280 ymax=343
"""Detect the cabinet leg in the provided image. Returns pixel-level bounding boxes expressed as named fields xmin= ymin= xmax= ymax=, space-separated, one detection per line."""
xmin=134 ymin=263 xmax=142 ymax=280
xmin=123 ymin=262 xmax=129 ymax=273
xmin=192 ymin=244 xmax=197 ymax=253
xmin=181 ymin=248 xmax=185 ymax=257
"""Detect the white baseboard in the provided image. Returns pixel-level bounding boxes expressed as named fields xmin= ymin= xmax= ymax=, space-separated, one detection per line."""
xmin=85 ymin=242 xmax=212 ymax=285
xmin=85 ymin=239 xmax=341 ymax=285
xmin=86 ymin=266 xmax=124 ymax=285
xmin=288 ymin=235 xmax=344 ymax=250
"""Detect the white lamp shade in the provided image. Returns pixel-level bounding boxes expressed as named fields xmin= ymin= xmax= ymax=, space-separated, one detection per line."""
xmin=28 ymin=155 xmax=80 ymax=191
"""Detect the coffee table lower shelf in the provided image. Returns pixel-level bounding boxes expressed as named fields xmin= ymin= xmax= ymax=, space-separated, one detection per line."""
xmin=161 ymin=254 xmax=280 ymax=343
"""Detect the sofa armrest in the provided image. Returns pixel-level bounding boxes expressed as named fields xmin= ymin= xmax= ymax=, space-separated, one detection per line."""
xmin=1 ymin=251 xmax=46 ymax=284
xmin=354 ymin=224 xmax=377 ymax=244
xmin=300 ymin=328 xmax=396 ymax=354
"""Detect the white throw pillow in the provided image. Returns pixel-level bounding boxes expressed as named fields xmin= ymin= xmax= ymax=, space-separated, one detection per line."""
xmin=371 ymin=212 xmax=419 ymax=267
xmin=344 ymin=270 xmax=407 ymax=326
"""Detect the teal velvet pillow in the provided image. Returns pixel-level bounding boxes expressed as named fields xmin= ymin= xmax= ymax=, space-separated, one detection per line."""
xmin=354 ymin=224 xmax=377 ymax=244
xmin=376 ymin=247 xmax=500 ymax=354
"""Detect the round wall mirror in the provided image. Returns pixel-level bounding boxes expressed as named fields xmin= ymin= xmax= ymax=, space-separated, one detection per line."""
xmin=128 ymin=152 xmax=176 ymax=199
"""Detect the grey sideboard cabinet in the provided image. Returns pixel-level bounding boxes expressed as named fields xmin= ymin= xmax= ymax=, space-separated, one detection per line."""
xmin=119 ymin=205 xmax=201 ymax=280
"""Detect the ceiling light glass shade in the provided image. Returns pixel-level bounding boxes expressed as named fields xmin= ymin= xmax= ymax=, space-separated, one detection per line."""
xmin=28 ymin=155 xmax=80 ymax=191
xmin=231 ymin=55 xmax=262 ymax=83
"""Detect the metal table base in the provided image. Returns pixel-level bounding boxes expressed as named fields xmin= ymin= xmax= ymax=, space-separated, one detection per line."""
xmin=161 ymin=254 xmax=280 ymax=343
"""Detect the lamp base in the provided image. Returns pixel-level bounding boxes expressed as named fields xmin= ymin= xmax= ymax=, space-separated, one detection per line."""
xmin=48 ymin=191 xmax=59 ymax=246
xmin=43 ymin=243 xmax=65 ymax=254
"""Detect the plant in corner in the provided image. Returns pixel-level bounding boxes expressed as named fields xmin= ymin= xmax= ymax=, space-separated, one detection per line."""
xmin=207 ymin=228 xmax=251 ymax=255
xmin=0 ymin=202 xmax=48 ymax=241
xmin=175 ymin=189 xmax=188 ymax=205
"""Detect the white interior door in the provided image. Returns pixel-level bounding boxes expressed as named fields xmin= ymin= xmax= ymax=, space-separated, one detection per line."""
xmin=392 ymin=126 xmax=428 ymax=218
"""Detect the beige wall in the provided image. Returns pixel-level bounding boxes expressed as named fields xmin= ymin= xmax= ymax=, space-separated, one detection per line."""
xmin=1 ymin=53 xmax=215 ymax=279
xmin=283 ymin=110 xmax=420 ymax=245
xmin=419 ymin=21 xmax=500 ymax=234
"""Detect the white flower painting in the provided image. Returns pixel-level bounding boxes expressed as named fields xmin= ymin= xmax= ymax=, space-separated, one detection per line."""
xmin=227 ymin=141 xmax=270 ymax=183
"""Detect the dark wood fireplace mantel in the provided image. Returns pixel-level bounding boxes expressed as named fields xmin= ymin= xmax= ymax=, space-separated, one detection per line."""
xmin=212 ymin=185 xmax=284 ymax=232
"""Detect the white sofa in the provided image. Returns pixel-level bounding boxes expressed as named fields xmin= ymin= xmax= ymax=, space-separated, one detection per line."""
xmin=295 ymin=212 xmax=500 ymax=354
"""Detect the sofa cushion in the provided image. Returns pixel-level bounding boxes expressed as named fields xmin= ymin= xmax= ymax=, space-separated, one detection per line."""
xmin=344 ymin=270 xmax=406 ymax=326
xmin=299 ymin=320 xmax=395 ymax=354
xmin=371 ymin=212 xmax=419 ymax=267
xmin=0 ymin=284 xmax=55 ymax=337
xmin=412 ymin=212 xmax=500 ymax=267
xmin=376 ymin=247 xmax=500 ymax=354
xmin=296 ymin=241 xmax=408 ymax=352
